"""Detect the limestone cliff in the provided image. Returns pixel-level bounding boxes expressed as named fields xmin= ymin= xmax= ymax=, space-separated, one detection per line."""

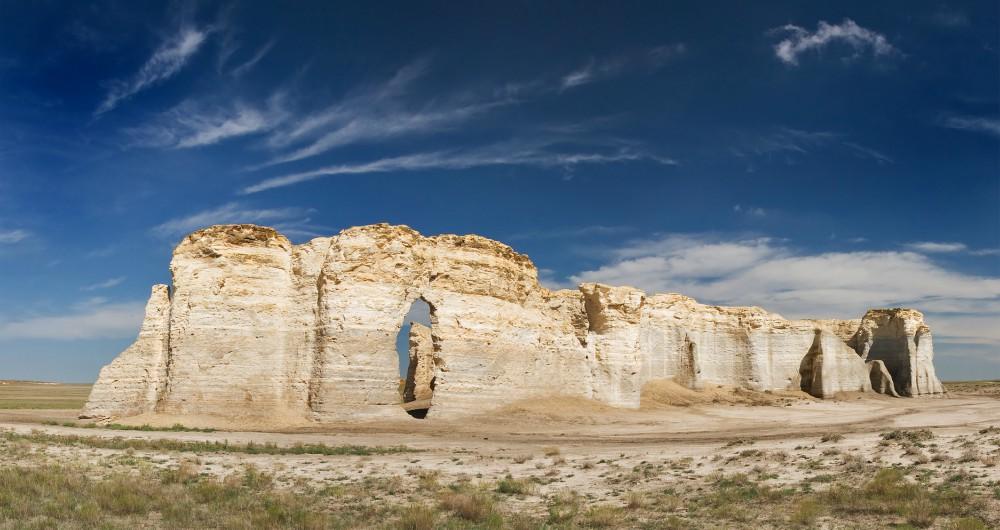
xmin=81 ymin=223 xmax=946 ymax=422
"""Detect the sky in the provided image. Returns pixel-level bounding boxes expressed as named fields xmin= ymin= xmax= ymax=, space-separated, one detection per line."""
xmin=0 ymin=1 xmax=997 ymax=383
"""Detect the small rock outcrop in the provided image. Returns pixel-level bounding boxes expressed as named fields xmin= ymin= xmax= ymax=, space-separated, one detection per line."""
xmin=403 ymin=322 xmax=438 ymax=404
xmin=81 ymin=224 xmax=946 ymax=424
xmin=867 ymin=360 xmax=900 ymax=397
xmin=852 ymin=309 xmax=946 ymax=396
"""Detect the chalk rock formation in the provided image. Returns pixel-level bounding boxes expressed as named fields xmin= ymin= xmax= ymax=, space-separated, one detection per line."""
xmin=82 ymin=223 xmax=946 ymax=423
xmin=403 ymin=322 xmax=438 ymax=404
xmin=852 ymin=309 xmax=945 ymax=396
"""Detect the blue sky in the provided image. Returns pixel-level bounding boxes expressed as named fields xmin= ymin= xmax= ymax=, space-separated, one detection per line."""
xmin=0 ymin=1 xmax=997 ymax=382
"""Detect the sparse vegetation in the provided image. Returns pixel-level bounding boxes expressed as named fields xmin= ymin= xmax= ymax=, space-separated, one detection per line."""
xmin=42 ymin=421 xmax=216 ymax=432
xmin=2 ymin=430 xmax=417 ymax=456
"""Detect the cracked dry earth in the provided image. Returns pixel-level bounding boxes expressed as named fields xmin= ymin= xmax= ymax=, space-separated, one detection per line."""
xmin=1 ymin=385 xmax=998 ymax=529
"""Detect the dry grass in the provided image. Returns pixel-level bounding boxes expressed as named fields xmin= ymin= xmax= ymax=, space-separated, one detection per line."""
xmin=0 ymin=381 xmax=91 ymax=410
xmin=2 ymin=430 xmax=416 ymax=456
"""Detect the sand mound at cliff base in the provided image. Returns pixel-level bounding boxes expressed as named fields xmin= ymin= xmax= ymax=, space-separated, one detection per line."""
xmin=640 ymin=379 xmax=812 ymax=408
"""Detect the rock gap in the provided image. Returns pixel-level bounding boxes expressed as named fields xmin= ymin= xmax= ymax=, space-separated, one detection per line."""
xmin=397 ymin=298 xmax=434 ymax=418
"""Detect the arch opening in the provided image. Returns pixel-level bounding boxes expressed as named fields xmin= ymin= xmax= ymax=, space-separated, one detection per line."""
xmin=396 ymin=298 xmax=436 ymax=418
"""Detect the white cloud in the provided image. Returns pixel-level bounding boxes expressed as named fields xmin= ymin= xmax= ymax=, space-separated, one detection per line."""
xmin=567 ymin=234 xmax=1000 ymax=348
xmin=152 ymin=202 xmax=315 ymax=238
xmin=0 ymin=229 xmax=29 ymax=244
xmin=771 ymin=19 xmax=896 ymax=66
xmin=940 ymin=115 xmax=1000 ymax=138
xmin=0 ymin=301 xmax=145 ymax=340
xmin=243 ymin=142 xmax=676 ymax=194
xmin=81 ymin=277 xmax=126 ymax=291
xmin=905 ymin=241 xmax=968 ymax=253
xmin=95 ymin=27 xmax=208 ymax=115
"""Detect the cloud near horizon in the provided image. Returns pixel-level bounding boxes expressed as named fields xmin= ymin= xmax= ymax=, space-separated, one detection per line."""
xmin=566 ymin=233 xmax=1000 ymax=349
xmin=0 ymin=300 xmax=145 ymax=341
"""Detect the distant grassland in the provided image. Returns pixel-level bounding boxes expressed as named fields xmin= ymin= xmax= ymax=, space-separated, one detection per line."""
xmin=0 ymin=381 xmax=91 ymax=409
xmin=944 ymin=380 xmax=1000 ymax=397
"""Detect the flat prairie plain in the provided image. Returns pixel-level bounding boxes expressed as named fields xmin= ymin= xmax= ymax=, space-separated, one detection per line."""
xmin=0 ymin=381 xmax=997 ymax=529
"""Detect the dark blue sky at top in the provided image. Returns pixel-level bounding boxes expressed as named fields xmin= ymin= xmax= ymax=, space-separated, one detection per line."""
xmin=0 ymin=0 xmax=996 ymax=382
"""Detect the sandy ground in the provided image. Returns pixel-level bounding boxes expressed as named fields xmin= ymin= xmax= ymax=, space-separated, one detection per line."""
xmin=2 ymin=390 xmax=999 ymax=503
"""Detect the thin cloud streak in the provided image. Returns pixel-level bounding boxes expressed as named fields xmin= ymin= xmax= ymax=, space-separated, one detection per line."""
xmin=95 ymin=27 xmax=208 ymax=116
xmin=243 ymin=143 xmax=676 ymax=194
xmin=940 ymin=115 xmax=1000 ymax=137
xmin=152 ymin=202 xmax=315 ymax=238
xmin=561 ymin=44 xmax=685 ymax=89
xmin=81 ymin=277 xmax=125 ymax=291
xmin=906 ymin=241 xmax=968 ymax=253
xmin=231 ymin=38 xmax=276 ymax=77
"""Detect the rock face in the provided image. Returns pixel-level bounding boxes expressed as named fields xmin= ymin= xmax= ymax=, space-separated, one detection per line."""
xmin=81 ymin=223 xmax=946 ymax=423
xmin=799 ymin=330 xmax=873 ymax=398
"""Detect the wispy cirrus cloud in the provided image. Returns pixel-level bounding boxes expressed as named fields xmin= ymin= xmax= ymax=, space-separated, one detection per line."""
xmin=0 ymin=229 xmax=29 ymax=244
xmin=561 ymin=44 xmax=685 ymax=89
xmin=731 ymin=127 xmax=892 ymax=164
xmin=243 ymin=140 xmax=676 ymax=194
xmin=95 ymin=27 xmax=209 ymax=116
xmin=254 ymin=59 xmax=516 ymax=168
xmin=254 ymin=48 xmax=685 ymax=169
xmin=151 ymin=202 xmax=315 ymax=238
xmin=125 ymin=96 xmax=288 ymax=149
xmin=939 ymin=115 xmax=1000 ymax=138
xmin=81 ymin=277 xmax=125 ymax=291
xmin=770 ymin=19 xmax=896 ymax=66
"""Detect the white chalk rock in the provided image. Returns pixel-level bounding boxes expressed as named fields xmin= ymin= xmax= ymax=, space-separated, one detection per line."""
xmin=82 ymin=224 xmax=947 ymax=423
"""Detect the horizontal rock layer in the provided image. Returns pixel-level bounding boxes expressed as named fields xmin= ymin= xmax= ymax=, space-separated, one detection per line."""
xmin=82 ymin=223 xmax=945 ymax=422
